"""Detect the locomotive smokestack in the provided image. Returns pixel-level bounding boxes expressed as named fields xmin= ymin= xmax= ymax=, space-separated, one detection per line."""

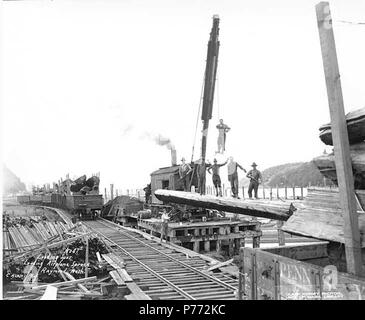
xmin=171 ymin=148 xmax=177 ymax=166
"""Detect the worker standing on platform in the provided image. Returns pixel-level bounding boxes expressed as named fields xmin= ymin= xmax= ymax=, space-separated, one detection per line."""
xmin=227 ymin=157 xmax=246 ymax=198
xmin=143 ymin=183 xmax=151 ymax=204
xmin=247 ymin=162 xmax=262 ymax=199
xmin=179 ymin=157 xmax=192 ymax=191
xmin=207 ymin=158 xmax=228 ymax=196
xmin=216 ymin=119 xmax=230 ymax=153
xmin=197 ymin=158 xmax=209 ymax=195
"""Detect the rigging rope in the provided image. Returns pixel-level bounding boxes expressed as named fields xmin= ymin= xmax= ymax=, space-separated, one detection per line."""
xmin=335 ymin=19 xmax=365 ymax=25
xmin=191 ymin=75 xmax=205 ymax=162
xmin=216 ymin=75 xmax=221 ymax=120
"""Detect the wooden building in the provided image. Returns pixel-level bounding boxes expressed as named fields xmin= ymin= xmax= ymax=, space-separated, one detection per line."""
xmin=150 ymin=165 xmax=182 ymax=204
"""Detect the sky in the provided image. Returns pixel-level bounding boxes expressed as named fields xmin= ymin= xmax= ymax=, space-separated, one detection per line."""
xmin=1 ymin=0 xmax=365 ymax=194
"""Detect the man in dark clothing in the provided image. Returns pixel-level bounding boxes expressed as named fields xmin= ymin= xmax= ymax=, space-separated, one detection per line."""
xmin=197 ymin=158 xmax=210 ymax=195
xmin=227 ymin=157 xmax=246 ymax=198
xmin=179 ymin=157 xmax=192 ymax=191
xmin=247 ymin=162 xmax=263 ymax=199
xmin=143 ymin=183 xmax=151 ymax=204
xmin=207 ymin=158 xmax=228 ymax=196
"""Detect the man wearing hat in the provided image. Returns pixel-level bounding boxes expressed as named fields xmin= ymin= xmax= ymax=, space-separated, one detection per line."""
xmin=207 ymin=158 xmax=228 ymax=196
xmin=179 ymin=157 xmax=192 ymax=191
xmin=246 ymin=162 xmax=263 ymax=199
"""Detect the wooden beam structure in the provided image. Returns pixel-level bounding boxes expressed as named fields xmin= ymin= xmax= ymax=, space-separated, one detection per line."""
xmin=316 ymin=2 xmax=363 ymax=276
xmin=154 ymin=189 xmax=295 ymax=221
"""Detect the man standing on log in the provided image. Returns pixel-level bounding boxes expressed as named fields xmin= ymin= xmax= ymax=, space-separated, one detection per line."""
xmin=247 ymin=162 xmax=262 ymax=199
xmin=179 ymin=157 xmax=192 ymax=192
xmin=227 ymin=157 xmax=246 ymax=199
xmin=216 ymin=119 xmax=230 ymax=154
xmin=207 ymin=158 xmax=228 ymax=196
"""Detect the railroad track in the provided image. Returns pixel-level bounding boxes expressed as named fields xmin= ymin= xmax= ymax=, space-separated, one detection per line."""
xmin=83 ymin=219 xmax=239 ymax=300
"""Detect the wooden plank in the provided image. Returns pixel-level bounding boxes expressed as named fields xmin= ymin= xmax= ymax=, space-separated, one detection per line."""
xmin=154 ymin=189 xmax=294 ymax=221
xmin=316 ymin=2 xmax=363 ymax=276
xmin=102 ymin=254 xmax=120 ymax=269
xmin=62 ymin=271 xmax=90 ymax=294
xmin=125 ymin=282 xmax=152 ymax=300
xmin=264 ymin=242 xmax=329 ymax=261
xmin=207 ymin=258 xmax=233 ymax=272
xmin=109 ymin=271 xmax=125 ymax=286
xmin=31 ymin=276 xmax=97 ymax=290
xmin=116 ymin=269 xmax=133 ymax=282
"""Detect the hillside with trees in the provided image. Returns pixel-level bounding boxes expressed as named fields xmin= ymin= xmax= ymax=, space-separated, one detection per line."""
xmin=240 ymin=161 xmax=332 ymax=188
xmin=3 ymin=165 xmax=26 ymax=195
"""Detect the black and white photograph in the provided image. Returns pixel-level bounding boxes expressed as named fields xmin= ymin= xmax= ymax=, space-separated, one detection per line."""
xmin=1 ymin=0 xmax=365 ymax=306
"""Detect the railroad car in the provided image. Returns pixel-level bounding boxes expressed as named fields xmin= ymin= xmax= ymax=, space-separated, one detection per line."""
xmin=66 ymin=194 xmax=103 ymax=221
xmin=16 ymin=193 xmax=104 ymax=221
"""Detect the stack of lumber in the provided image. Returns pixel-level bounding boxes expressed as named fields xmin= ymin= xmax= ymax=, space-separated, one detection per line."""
xmin=5 ymin=218 xmax=70 ymax=253
xmin=282 ymin=188 xmax=365 ymax=246
xmin=154 ymin=189 xmax=295 ymax=221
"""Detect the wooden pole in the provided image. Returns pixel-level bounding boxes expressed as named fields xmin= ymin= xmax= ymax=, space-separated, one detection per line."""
xmin=110 ymin=184 xmax=114 ymax=200
xmin=316 ymin=2 xmax=362 ymax=276
xmin=85 ymin=236 xmax=89 ymax=278
xmin=301 ymin=187 xmax=304 ymax=200
xmin=292 ymin=186 xmax=296 ymax=200
xmin=242 ymin=186 xmax=244 ymax=199
xmin=284 ymin=186 xmax=287 ymax=200
xmin=277 ymin=220 xmax=285 ymax=246
xmin=270 ymin=187 xmax=272 ymax=200
xmin=104 ymin=188 xmax=107 ymax=202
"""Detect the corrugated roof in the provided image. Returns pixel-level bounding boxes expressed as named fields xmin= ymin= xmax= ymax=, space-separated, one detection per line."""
xmin=151 ymin=165 xmax=180 ymax=176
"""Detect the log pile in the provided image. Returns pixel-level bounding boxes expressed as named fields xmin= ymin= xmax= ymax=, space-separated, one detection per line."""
xmin=154 ymin=189 xmax=295 ymax=221
xmin=314 ymin=107 xmax=365 ymax=189
xmin=3 ymin=215 xmax=71 ymax=254
xmin=319 ymin=107 xmax=365 ymax=145
xmin=69 ymin=175 xmax=100 ymax=195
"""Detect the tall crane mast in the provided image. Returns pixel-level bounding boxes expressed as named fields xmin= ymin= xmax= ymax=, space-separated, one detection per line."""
xmin=200 ymin=15 xmax=220 ymax=161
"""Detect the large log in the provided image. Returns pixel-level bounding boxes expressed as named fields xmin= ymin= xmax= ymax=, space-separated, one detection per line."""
xmin=319 ymin=107 xmax=365 ymax=145
xmin=154 ymin=189 xmax=295 ymax=221
xmin=313 ymin=142 xmax=365 ymax=189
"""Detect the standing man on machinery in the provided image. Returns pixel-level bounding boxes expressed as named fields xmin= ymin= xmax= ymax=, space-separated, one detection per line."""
xmin=227 ymin=157 xmax=246 ymax=199
xmin=207 ymin=158 xmax=228 ymax=196
xmin=179 ymin=157 xmax=193 ymax=192
xmin=216 ymin=119 xmax=230 ymax=154
xmin=246 ymin=162 xmax=263 ymax=199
